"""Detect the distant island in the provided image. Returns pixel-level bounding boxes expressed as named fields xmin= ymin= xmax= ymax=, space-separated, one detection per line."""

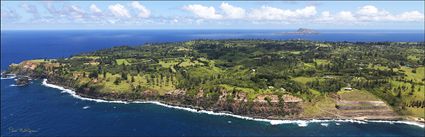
xmin=280 ymin=28 xmax=320 ymax=35
xmin=3 ymin=40 xmax=424 ymax=123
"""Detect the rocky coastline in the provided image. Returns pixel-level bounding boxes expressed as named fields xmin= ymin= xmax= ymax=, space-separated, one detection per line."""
xmin=43 ymin=76 xmax=304 ymax=120
xmin=3 ymin=39 xmax=424 ymax=127
xmin=4 ymin=69 xmax=424 ymax=127
xmin=40 ymin=77 xmax=425 ymax=128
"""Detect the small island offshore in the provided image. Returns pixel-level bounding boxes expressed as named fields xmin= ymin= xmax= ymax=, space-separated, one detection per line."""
xmin=281 ymin=28 xmax=320 ymax=35
xmin=3 ymin=40 xmax=424 ymax=124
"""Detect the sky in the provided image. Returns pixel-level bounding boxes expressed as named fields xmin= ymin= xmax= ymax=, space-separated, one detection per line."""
xmin=1 ymin=1 xmax=424 ymax=30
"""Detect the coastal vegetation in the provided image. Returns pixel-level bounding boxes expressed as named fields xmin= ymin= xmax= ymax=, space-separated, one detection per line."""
xmin=5 ymin=39 xmax=425 ymax=120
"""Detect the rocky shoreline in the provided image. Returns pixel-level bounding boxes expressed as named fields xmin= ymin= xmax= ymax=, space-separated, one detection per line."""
xmin=38 ymin=78 xmax=425 ymax=128
xmin=43 ymin=77 xmax=304 ymax=120
xmin=3 ymin=60 xmax=424 ymax=127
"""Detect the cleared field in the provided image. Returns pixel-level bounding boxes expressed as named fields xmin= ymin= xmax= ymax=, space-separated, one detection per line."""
xmin=116 ymin=59 xmax=130 ymax=65
xmin=292 ymin=76 xmax=316 ymax=84
xmin=28 ymin=59 xmax=48 ymax=63
xmin=71 ymin=56 xmax=100 ymax=59
xmin=314 ymin=59 xmax=330 ymax=65
xmin=178 ymin=58 xmax=204 ymax=67
xmin=302 ymin=95 xmax=338 ymax=118
xmin=338 ymin=89 xmax=381 ymax=101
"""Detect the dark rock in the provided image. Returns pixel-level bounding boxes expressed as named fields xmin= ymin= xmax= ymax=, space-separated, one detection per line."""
xmin=1 ymin=72 xmax=15 ymax=79
xmin=16 ymin=76 xmax=30 ymax=86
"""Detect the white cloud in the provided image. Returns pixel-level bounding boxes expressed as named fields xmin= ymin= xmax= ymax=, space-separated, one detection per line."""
xmin=249 ymin=6 xmax=288 ymax=20
xmin=354 ymin=5 xmax=423 ymax=22
xmin=295 ymin=6 xmax=317 ymax=17
xmin=357 ymin=5 xmax=380 ymax=15
xmin=337 ymin=11 xmax=356 ymax=21
xmin=90 ymin=4 xmax=102 ymax=14
xmin=108 ymin=3 xmax=131 ymax=18
xmin=314 ymin=5 xmax=424 ymax=24
xmin=182 ymin=4 xmax=222 ymax=19
xmin=1 ymin=9 xmax=20 ymax=21
xmin=316 ymin=11 xmax=333 ymax=22
xmin=67 ymin=5 xmax=85 ymax=19
xmin=248 ymin=6 xmax=317 ymax=20
xmin=181 ymin=3 xmax=316 ymax=21
xmin=44 ymin=2 xmax=60 ymax=16
xmin=3 ymin=2 xmax=424 ymax=28
xmin=181 ymin=3 xmax=423 ymax=24
xmin=131 ymin=1 xmax=150 ymax=18
xmin=356 ymin=5 xmax=392 ymax=21
xmin=397 ymin=11 xmax=424 ymax=21
xmin=220 ymin=2 xmax=245 ymax=19
xmin=21 ymin=3 xmax=39 ymax=18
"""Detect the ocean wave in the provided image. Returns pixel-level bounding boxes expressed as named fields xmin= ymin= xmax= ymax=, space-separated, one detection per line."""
xmin=41 ymin=79 xmax=425 ymax=128
xmin=320 ymin=123 xmax=329 ymax=127
xmin=1 ymin=76 xmax=16 ymax=80
xmin=10 ymin=84 xmax=20 ymax=87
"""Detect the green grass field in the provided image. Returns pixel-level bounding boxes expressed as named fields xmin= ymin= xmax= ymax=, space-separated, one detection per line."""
xmin=400 ymin=66 xmax=424 ymax=83
xmin=314 ymin=59 xmax=330 ymax=65
xmin=292 ymin=76 xmax=316 ymax=84
xmin=116 ymin=59 xmax=130 ymax=65
xmin=302 ymin=95 xmax=337 ymax=118
xmin=71 ymin=56 xmax=100 ymax=59
xmin=338 ymin=89 xmax=381 ymax=101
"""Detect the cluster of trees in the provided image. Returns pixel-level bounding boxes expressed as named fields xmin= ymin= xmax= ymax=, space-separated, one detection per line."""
xmin=307 ymin=79 xmax=345 ymax=93
xmin=406 ymin=100 xmax=425 ymax=108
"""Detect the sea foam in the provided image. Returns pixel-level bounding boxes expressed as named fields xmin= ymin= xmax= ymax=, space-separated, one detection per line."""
xmin=41 ymin=79 xmax=425 ymax=128
xmin=1 ymin=75 xmax=16 ymax=80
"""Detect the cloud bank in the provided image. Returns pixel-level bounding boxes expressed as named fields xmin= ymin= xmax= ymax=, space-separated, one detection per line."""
xmin=1 ymin=1 xmax=424 ymax=29
xmin=182 ymin=3 xmax=424 ymax=23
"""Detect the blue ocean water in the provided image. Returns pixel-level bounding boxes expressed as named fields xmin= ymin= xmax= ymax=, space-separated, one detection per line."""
xmin=1 ymin=30 xmax=424 ymax=136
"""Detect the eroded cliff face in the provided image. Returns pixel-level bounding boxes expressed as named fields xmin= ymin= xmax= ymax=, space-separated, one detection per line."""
xmin=212 ymin=90 xmax=303 ymax=118
xmin=7 ymin=61 xmax=44 ymax=77
xmin=148 ymin=88 xmax=304 ymax=118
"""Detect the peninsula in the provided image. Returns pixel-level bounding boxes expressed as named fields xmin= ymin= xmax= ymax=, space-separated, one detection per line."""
xmin=4 ymin=40 xmax=425 ymax=122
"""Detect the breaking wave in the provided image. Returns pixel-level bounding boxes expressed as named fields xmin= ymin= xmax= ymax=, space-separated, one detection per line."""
xmin=1 ymin=75 xmax=16 ymax=80
xmin=41 ymin=79 xmax=424 ymax=128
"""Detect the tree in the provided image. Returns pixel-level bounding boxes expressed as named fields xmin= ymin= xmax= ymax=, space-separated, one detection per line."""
xmin=114 ymin=78 xmax=121 ymax=85
xmin=88 ymin=71 xmax=99 ymax=79
xmin=103 ymin=71 xmax=107 ymax=78
xmin=121 ymin=72 xmax=128 ymax=80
